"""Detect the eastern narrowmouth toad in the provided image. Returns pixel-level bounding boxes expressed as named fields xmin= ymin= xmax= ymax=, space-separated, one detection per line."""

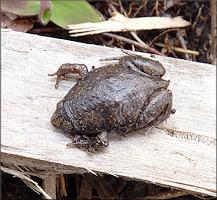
xmin=49 ymin=51 xmax=174 ymax=152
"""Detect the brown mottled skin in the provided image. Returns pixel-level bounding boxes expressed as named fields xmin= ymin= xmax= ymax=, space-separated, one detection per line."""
xmin=49 ymin=54 xmax=174 ymax=152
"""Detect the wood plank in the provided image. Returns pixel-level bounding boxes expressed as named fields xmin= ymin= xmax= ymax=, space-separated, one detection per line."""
xmin=1 ymin=29 xmax=216 ymax=197
xmin=42 ymin=175 xmax=56 ymax=199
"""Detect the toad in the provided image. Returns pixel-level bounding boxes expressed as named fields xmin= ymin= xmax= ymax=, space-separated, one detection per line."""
xmin=48 ymin=51 xmax=174 ymax=152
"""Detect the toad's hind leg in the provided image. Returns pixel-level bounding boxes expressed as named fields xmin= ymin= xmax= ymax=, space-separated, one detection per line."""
xmin=135 ymin=89 xmax=173 ymax=133
xmin=48 ymin=63 xmax=88 ymax=89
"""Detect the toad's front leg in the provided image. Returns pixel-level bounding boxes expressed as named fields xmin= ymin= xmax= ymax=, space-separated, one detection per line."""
xmin=67 ymin=132 xmax=109 ymax=152
xmin=48 ymin=63 xmax=88 ymax=89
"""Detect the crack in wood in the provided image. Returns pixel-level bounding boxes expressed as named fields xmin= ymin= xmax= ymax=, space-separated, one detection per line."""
xmin=159 ymin=128 xmax=216 ymax=146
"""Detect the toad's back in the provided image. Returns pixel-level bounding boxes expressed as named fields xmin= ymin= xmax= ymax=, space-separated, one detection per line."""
xmin=62 ymin=64 xmax=169 ymax=135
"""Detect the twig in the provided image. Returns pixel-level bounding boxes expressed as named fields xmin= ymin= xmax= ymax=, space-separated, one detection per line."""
xmin=107 ymin=2 xmax=119 ymax=13
xmin=210 ymin=0 xmax=216 ymax=65
xmin=155 ymin=0 xmax=159 ymax=16
xmin=130 ymin=31 xmax=148 ymax=48
xmin=154 ymin=42 xmax=199 ymax=55
xmin=128 ymin=1 xmax=137 ymax=16
xmin=132 ymin=1 xmax=148 ymax=18
xmin=107 ymin=2 xmax=165 ymax=56
xmin=130 ymin=31 xmax=161 ymax=55
xmin=192 ymin=4 xmax=204 ymax=30
xmin=118 ymin=0 xmax=127 ymax=16
xmin=177 ymin=30 xmax=190 ymax=60
xmin=149 ymin=28 xmax=182 ymax=47
xmin=109 ymin=1 xmax=119 ymax=7
xmin=166 ymin=34 xmax=179 ymax=58
xmin=150 ymin=3 xmax=156 ymax=16
xmin=102 ymin=32 xmax=165 ymax=56
xmin=131 ymin=31 xmax=166 ymax=56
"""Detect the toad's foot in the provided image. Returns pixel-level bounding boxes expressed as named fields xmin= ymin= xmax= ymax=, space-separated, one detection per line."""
xmin=66 ymin=132 xmax=109 ymax=153
xmin=48 ymin=63 xmax=88 ymax=89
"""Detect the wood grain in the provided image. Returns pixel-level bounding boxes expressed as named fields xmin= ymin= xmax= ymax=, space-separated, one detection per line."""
xmin=2 ymin=29 xmax=216 ymax=197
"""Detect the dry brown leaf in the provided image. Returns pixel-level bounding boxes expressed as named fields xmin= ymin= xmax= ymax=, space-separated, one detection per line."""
xmin=1 ymin=10 xmax=33 ymax=32
xmin=68 ymin=12 xmax=190 ymax=37
xmin=7 ymin=19 xmax=33 ymax=32
xmin=1 ymin=11 xmax=18 ymax=28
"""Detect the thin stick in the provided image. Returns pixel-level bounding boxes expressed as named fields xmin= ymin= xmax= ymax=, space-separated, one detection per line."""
xmin=130 ymin=31 xmax=149 ymax=49
xmin=130 ymin=31 xmax=164 ymax=56
xmin=132 ymin=1 xmax=148 ymax=18
xmin=177 ymin=30 xmax=189 ymax=60
xmin=149 ymin=28 xmax=182 ymax=47
xmin=102 ymin=32 xmax=165 ymax=56
xmin=192 ymin=5 xmax=204 ymax=30
xmin=107 ymin=2 xmax=165 ymax=56
xmin=154 ymin=42 xmax=199 ymax=55
xmin=118 ymin=0 xmax=127 ymax=16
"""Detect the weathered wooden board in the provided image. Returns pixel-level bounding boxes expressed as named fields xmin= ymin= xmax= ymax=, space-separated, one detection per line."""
xmin=1 ymin=29 xmax=216 ymax=197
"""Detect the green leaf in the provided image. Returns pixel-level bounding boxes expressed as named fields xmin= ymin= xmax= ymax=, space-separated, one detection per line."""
xmin=2 ymin=0 xmax=103 ymax=29
xmin=50 ymin=1 xmax=102 ymax=29
xmin=39 ymin=1 xmax=52 ymax=25
xmin=2 ymin=1 xmax=40 ymax=16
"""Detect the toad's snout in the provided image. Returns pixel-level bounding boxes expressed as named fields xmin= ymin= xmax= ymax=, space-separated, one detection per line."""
xmin=51 ymin=112 xmax=62 ymax=127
